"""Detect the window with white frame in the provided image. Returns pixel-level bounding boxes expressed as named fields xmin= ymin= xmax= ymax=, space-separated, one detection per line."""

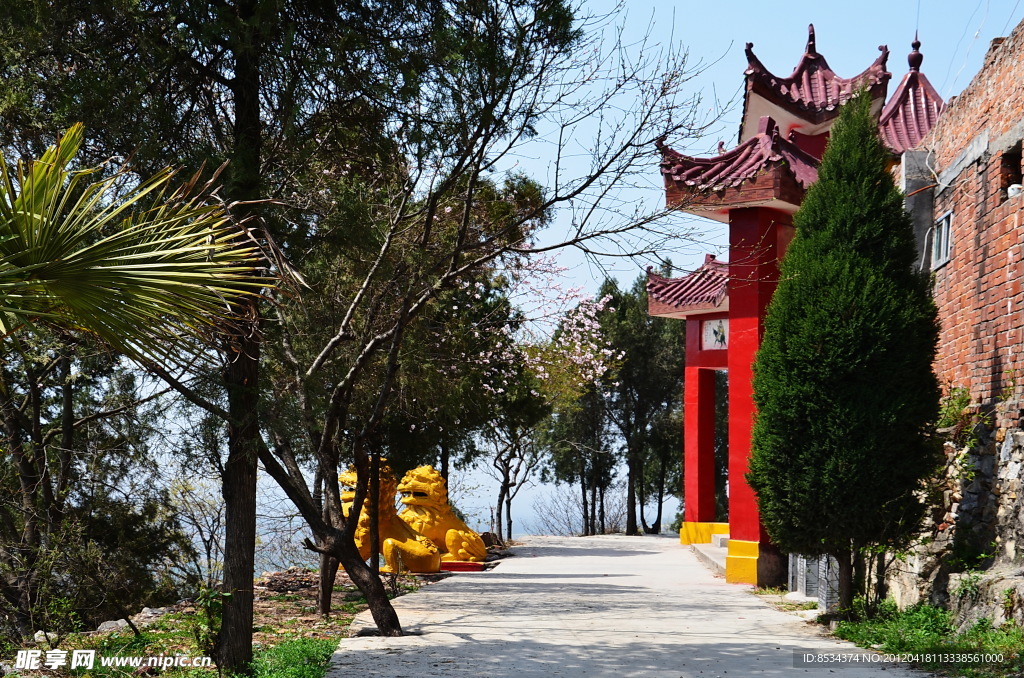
xmin=932 ymin=212 xmax=952 ymax=269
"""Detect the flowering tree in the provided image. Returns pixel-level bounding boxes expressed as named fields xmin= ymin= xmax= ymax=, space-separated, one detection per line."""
xmin=475 ymin=270 xmax=622 ymax=540
xmin=597 ymin=274 xmax=684 ymax=534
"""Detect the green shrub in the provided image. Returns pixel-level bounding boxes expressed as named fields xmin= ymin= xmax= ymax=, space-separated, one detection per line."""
xmin=835 ymin=602 xmax=952 ymax=651
xmin=748 ymin=93 xmax=942 ymax=610
xmin=188 ymin=587 xmax=230 ymax=657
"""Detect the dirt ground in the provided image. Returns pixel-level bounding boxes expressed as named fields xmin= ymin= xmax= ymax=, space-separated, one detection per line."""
xmin=247 ymin=567 xmax=449 ymax=645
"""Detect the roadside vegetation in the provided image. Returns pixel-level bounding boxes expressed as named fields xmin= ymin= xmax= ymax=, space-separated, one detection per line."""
xmin=833 ymin=599 xmax=1024 ymax=678
xmin=749 ymin=94 xmax=942 ymax=612
xmin=754 ymin=579 xmax=1024 ymax=678
xmin=751 ymin=586 xmax=818 ymax=613
xmin=5 ymin=569 xmax=422 ymax=678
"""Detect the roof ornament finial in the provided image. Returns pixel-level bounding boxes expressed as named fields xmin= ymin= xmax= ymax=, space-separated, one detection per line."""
xmin=908 ymin=32 xmax=923 ymax=71
xmin=806 ymin=24 xmax=817 ymax=55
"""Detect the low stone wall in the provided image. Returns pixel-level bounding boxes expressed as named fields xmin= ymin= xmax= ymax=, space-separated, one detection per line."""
xmin=948 ymin=568 xmax=1024 ymax=631
xmin=888 ymin=412 xmax=1024 ymax=619
xmin=993 ymin=425 xmax=1024 ymax=560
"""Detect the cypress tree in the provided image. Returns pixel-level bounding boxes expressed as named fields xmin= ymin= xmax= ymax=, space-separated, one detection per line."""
xmin=747 ymin=94 xmax=941 ymax=611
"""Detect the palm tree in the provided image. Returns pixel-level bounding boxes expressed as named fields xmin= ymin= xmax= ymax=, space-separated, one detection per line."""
xmin=0 ymin=123 xmax=264 ymax=359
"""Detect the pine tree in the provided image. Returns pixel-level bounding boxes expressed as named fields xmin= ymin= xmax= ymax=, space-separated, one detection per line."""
xmin=747 ymin=95 xmax=941 ymax=611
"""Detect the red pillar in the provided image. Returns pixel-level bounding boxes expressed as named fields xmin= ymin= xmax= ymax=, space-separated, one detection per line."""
xmin=684 ymin=365 xmax=717 ymax=523
xmin=679 ymin=313 xmax=727 ymax=545
xmin=725 ymin=207 xmax=791 ymax=584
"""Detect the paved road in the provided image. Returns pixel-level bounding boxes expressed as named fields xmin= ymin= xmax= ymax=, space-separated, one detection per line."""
xmin=328 ymin=535 xmax=925 ymax=677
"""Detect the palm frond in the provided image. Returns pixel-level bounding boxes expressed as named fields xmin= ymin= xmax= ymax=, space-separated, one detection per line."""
xmin=0 ymin=123 xmax=267 ymax=360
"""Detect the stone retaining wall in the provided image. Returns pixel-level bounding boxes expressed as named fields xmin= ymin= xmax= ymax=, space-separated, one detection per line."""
xmin=888 ymin=414 xmax=1024 ymax=623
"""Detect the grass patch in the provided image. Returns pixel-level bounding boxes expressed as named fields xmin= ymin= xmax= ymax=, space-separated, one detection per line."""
xmin=752 ymin=586 xmax=787 ymax=596
xmin=265 ymin=594 xmax=302 ymax=603
xmin=751 ymin=586 xmax=819 ymax=613
xmin=248 ymin=638 xmax=336 ymax=678
xmin=834 ymin=600 xmax=1024 ymax=677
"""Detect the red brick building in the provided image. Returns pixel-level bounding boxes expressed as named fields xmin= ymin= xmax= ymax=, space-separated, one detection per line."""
xmin=917 ymin=27 xmax=1024 ymax=408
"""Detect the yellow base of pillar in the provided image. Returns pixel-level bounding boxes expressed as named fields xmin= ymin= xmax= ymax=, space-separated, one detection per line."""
xmin=725 ymin=539 xmax=759 ymax=584
xmin=679 ymin=521 xmax=730 ymax=545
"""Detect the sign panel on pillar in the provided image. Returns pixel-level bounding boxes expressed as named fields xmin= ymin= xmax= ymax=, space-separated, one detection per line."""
xmin=701 ymin=318 xmax=729 ymax=350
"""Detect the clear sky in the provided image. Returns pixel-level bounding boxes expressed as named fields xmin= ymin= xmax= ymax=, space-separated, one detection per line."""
xmin=462 ymin=1 xmax=1024 ymax=537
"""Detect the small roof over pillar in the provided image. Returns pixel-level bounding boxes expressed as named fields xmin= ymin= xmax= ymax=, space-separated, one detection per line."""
xmin=879 ymin=37 xmax=945 ymax=154
xmin=658 ymin=117 xmax=819 ymax=222
xmin=647 ymin=255 xmax=729 ymax=319
xmin=741 ymin=25 xmax=891 ymax=142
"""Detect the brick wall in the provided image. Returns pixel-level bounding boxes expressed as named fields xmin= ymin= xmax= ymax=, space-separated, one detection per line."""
xmin=918 ymin=20 xmax=1024 ymax=406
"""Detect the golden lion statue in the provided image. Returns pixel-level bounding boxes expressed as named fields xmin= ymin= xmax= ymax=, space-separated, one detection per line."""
xmin=339 ymin=464 xmax=441 ymax=573
xmin=397 ymin=465 xmax=488 ymax=562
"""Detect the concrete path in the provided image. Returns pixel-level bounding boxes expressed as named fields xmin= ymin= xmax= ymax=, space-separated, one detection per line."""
xmin=328 ymin=535 xmax=926 ymax=677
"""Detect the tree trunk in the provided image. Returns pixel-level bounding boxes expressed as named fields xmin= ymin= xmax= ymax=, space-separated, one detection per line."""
xmin=218 ymin=327 xmax=260 ymax=674
xmin=578 ymin=458 xmax=590 ymax=536
xmin=315 ymin=473 xmax=333 ymax=615
xmin=504 ymin=492 xmax=513 ymax=541
xmin=256 ymin=441 xmax=404 ymax=637
xmin=589 ymin=482 xmax=597 ymax=535
xmin=218 ymin=443 xmax=257 ymax=669
xmin=651 ymin=452 xmax=667 ymax=534
xmin=650 ymin=502 xmax=663 ymax=534
xmin=625 ymin=445 xmax=639 ymax=535
xmin=853 ymin=551 xmax=866 ymax=606
xmin=599 ymin=487 xmax=606 ymax=534
xmin=495 ymin=482 xmax=507 ymax=543
xmin=639 ymin=477 xmax=652 ymax=534
xmin=440 ymin=440 xmax=449 ymax=482
xmin=871 ymin=554 xmax=889 ymax=613
xmin=55 ymin=355 xmax=74 ymax=518
xmin=217 ymin=0 xmax=264 ymax=671
xmin=836 ymin=549 xmax=855 ymax=614
xmin=369 ymin=451 xmax=380 ymax=572
xmin=317 ymin=554 xmax=338 ymax=616
xmin=332 ymin=529 xmax=402 ymax=635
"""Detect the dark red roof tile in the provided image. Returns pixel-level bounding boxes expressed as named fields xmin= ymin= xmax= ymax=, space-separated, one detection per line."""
xmin=647 ymin=255 xmax=729 ymax=315
xmin=742 ymin=25 xmax=891 ymax=138
xmin=879 ymin=38 xmax=945 ymax=153
xmin=658 ymin=116 xmax=819 ymax=193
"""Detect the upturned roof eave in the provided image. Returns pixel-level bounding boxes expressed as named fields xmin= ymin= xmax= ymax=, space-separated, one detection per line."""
xmin=647 ymin=262 xmax=730 ymax=317
xmin=878 ymin=41 xmax=945 ymax=153
xmin=739 ymin=25 xmax=891 ymax=143
xmin=659 ymin=118 xmax=819 ymax=211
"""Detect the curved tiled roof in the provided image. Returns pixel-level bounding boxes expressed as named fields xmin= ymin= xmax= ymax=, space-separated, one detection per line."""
xmin=742 ymin=24 xmax=891 ymax=136
xmin=647 ymin=255 xmax=728 ymax=314
xmin=659 ymin=117 xmax=819 ymax=192
xmin=879 ymin=38 xmax=945 ymax=153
